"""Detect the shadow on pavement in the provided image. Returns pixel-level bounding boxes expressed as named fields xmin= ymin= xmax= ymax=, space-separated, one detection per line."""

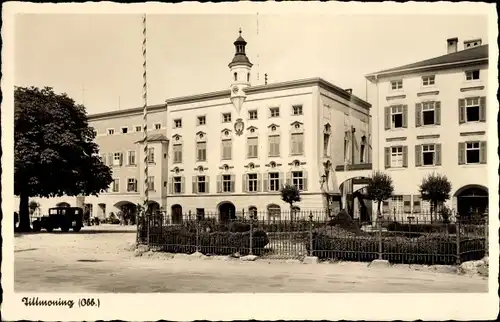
xmin=14 ymin=229 xmax=137 ymax=236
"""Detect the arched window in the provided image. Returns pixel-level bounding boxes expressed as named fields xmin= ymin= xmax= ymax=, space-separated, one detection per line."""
xmin=247 ymin=73 xmax=250 ymax=82
xmin=234 ymin=72 xmax=238 ymax=81
xmin=267 ymin=204 xmax=281 ymax=222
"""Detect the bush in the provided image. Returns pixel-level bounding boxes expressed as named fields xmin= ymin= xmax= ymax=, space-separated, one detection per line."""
xmin=307 ymin=229 xmax=485 ymax=265
xmin=386 ymin=221 xmax=457 ymax=234
xmin=147 ymin=225 xmax=270 ymax=256
xmin=328 ymin=210 xmax=364 ymax=235
xmin=258 ymin=219 xmax=312 ymax=233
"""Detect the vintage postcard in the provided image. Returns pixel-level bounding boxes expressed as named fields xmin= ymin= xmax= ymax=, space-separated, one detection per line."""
xmin=2 ymin=1 xmax=499 ymax=321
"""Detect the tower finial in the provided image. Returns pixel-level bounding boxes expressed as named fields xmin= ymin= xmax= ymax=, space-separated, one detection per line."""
xmin=239 ymin=28 xmax=242 ymax=35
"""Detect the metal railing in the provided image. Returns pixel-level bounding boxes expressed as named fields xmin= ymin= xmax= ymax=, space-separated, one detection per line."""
xmin=137 ymin=209 xmax=488 ymax=265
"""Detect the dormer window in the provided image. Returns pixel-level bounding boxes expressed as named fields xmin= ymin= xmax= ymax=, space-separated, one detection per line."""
xmin=465 ymin=70 xmax=480 ymax=81
xmin=422 ymin=75 xmax=435 ymax=87
xmin=107 ymin=128 xmax=115 ymax=135
xmin=121 ymin=127 xmax=128 ymax=134
xmin=390 ymin=80 xmax=403 ymax=90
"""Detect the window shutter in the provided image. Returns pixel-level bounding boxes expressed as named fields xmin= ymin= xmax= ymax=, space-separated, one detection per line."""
xmin=384 ymin=106 xmax=390 ymax=130
xmin=119 ymin=153 xmax=123 ymax=166
xmin=435 ymin=101 xmax=441 ymax=125
xmin=230 ymin=174 xmax=235 ymax=192
xmin=402 ymin=146 xmax=408 ymax=168
xmin=192 ymin=176 xmax=197 ymax=194
xmin=458 ymin=99 xmax=466 ymax=124
xmin=415 ymin=145 xmax=422 ymax=167
xmin=384 ymin=147 xmax=390 ymax=169
xmin=101 ymin=154 xmax=107 ymax=165
xmin=480 ymin=141 xmax=487 ymax=164
xmin=279 ymin=171 xmax=284 ymax=189
xmin=257 ymin=173 xmax=262 ymax=192
xmin=216 ymin=175 xmax=222 ymax=193
xmin=169 ymin=177 xmax=173 ymax=194
xmin=303 ymin=170 xmax=308 ymax=191
xmin=242 ymin=174 xmax=247 ymax=192
xmin=286 ymin=172 xmax=292 ymax=185
xmin=108 ymin=153 xmax=113 ymax=165
xmin=458 ymin=142 xmax=465 ymax=165
xmin=180 ymin=177 xmax=185 ymax=194
xmin=263 ymin=173 xmax=268 ymax=192
xmin=479 ymin=97 xmax=486 ymax=122
xmin=415 ymin=103 xmax=422 ymax=127
xmin=412 ymin=195 xmax=421 ymax=213
xmin=402 ymin=105 xmax=408 ymax=128
xmin=435 ymin=143 xmax=442 ymax=166
xmin=205 ymin=176 xmax=210 ymax=193
xmin=135 ymin=179 xmax=138 ymax=192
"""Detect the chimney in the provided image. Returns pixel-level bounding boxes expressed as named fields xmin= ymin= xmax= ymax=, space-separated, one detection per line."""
xmin=447 ymin=37 xmax=458 ymax=54
xmin=345 ymin=88 xmax=352 ymax=94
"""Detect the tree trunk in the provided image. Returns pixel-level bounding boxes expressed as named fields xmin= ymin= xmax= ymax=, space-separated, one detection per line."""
xmin=377 ymin=201 xmax=382 ymax=218
xmin=289 ymin=203 xmax=293 ymax=222
xmin=18 ymin=191 xmax=31 ymax=232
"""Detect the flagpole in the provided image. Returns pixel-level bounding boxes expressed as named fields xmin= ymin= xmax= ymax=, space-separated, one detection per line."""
xmin=142 ymin=14 xmax=149 ymax=217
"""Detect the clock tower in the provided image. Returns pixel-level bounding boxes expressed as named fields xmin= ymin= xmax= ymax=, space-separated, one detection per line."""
xmin=229 ymin=29 xmax=253 ymax=116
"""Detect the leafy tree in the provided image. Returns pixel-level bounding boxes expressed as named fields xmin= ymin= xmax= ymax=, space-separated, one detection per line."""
xmin=366 ymin=171 xmax=394 ymax=218
xmin=280 ymin=184 xmax=301 ymax=220
xmin=418 ymin=173 xmax=452 ymax=223
xmin=15 ymin=86 xmax=113 ymax=231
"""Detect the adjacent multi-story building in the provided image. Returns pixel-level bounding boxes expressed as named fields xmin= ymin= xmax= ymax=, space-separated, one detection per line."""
xmin=28 ymin=30 xmax=372 ymax=221
xmin=365 ymin=37 xmax=489 ymax=218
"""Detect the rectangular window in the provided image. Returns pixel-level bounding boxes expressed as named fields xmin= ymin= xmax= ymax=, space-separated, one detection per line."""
xmin=466 ymin=142 xmax=480 ymax=164
xmin=222 ymin=174 xmax=232 ymax=192
xmin=360 ymin=144 xmax=365 ymax=163
xmin=422 ymin=75 xmax=435 ymax=86
xmin=154 ymin=123 xmax=161 ymax=130
xmin=107 ymin=128 xmax=115 ymax=135
xmin=173 ymin=177 xmax=182 ymax=194
xmin=112 ymin=179 xmax=120 ymax=192
xmin=291 ymin=133 xmax=304 ymax=155
xmin=390 ymin=80 xmax=403 ymax=90
xmin=391 ymin=195 xmax=404 ymax=214
xmin=270 ymin=107 xmax=280 ymax=117
xmin=465 ymin=70 xmax=480 ymax=81
xmin=391 ymin=146 xmax=403 ymax=168
xmin=127 ymin=151 xmax=136 ymax=166
xmin=127 ymin=178 xmax=137 ymax=192
xmin=292 ymin=171 xmax=304 ymax=191
xmin=293 ymin=105 xmax=303 ymax=115
xmin=173 ymin=144 xmax=182 ymax=163
xmin=247 ymin=137 xmax=258 ymax=158
xmin=196 ymin=142 xmax=207 ymax=162
xmin=222 ymin=139 xmax=232 ymax=160
xmin=147 ymin=176 xmax=154 ymax=191
xmin=174 ymin=119 xmax=182 ymax=128
xmin=121 ymin=127 xmax=128 ymax=134
xmin=248 ymin=110 xmax=258 ymax=120
xmin=135 ymin=126 xmax=142 ymax=132
xmin=269 ymin=172 xmax=280 ymax=192
xmin=422 ymin=101 xmax=436 ymax=126
xmin=268 ymin=135 xmax=280 ymax=157
xmin=197 ymin=176 xmax=206 ymax=193
xmin=147 ymin=147 xmax=155 ymax=163
xmin=391 ymin=105 xmax=403 ymax=128
xmin=197 ymin=116 xmax=206 ymax=125
xmin=465 ymin=97 xmax=480 ymax=122
xmin=422 ymin=144 xmax=435 ymax=166
xmin=247 ymin=173 xmax=258 ymax=192
xmin=113 ymin=152 xmax=122 ymax=166
xmin=222 ymin=113 xmax=232 ymax=123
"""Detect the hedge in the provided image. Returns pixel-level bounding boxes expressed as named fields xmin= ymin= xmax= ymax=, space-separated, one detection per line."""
xmin=146 ymin=225 xmax=270 ymax=256
xmin=386 ymin=221 xmax=457 ymax=234
xmin=307 ymin=228 xmax=485 ymax=265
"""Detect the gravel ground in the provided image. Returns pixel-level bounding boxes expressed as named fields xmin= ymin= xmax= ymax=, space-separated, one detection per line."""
xmin=14 ymin=224 xmax=488 ymax=293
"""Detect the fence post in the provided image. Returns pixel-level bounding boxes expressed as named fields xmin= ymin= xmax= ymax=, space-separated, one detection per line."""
xmin=378 ymin=213 xmax=383 ymax=260
xmin=456 ymin=214 xmax=461 ymax=265
xmin=242 ymin=208 xmax=245 ymax=219
xmin=249 ymin=213 xmax=254 ymax=256
xmin=484 ymin=211 xmax=488 ymax=257
xmin=188 ymin=210 xmax=192 ymax=221
xmin=309 ymin=212 xmax=314 ymax=257
xmin=146 ymin=212 xmax=150 ymax=247
xmin=196 ymin=212 xmax=201 ymax=253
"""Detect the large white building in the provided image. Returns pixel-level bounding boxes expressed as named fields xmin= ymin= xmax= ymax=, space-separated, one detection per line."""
xmin=27 ymin=30 xmax=372 ymax=221
xmin=365 ymin=37 xmax=490 ymax=219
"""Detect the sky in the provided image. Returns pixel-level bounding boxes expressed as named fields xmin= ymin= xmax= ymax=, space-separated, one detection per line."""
xmin=15 ymin=13 xmax=488 ymax=115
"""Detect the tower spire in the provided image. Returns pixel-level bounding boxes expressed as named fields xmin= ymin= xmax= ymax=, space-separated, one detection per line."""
xmin=229 ymin=29 xmax=253 ymax=116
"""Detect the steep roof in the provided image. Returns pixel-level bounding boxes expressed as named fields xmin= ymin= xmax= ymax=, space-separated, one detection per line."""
xmin=366 ymin=44 xmax=489 ymax=79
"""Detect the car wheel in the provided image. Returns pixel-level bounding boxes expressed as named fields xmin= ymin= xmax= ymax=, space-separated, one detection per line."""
xmin=32 ymin=221 xmax=41 ymax=232
xmin=61 ymin=226 xmax=70 ymax=232
xmin=73 ymin=225 xmax=82 ymax=232
xmin=46 ymin=226 xmax=54 ymax=232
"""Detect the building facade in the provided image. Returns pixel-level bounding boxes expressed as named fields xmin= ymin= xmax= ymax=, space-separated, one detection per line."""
xmin=25 ymin=31 xmax=372 ymax=221
xmin=365 ymin=37 xmax=490 ymax=219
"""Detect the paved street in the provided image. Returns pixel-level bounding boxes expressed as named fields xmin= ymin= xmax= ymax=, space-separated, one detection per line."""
xmin=15 ymin=225 xmax=487 ymax=293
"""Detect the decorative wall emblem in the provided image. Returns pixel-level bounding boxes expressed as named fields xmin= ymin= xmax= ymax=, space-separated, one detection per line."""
xmin=234 ymin=118 xmax=244 ymax=136
xmin=232 ymin=86 xmax=239 ymax=94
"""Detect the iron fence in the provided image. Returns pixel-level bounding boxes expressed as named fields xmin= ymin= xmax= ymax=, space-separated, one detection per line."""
xmin=137 ymin=209 xmax=488 ymax=265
